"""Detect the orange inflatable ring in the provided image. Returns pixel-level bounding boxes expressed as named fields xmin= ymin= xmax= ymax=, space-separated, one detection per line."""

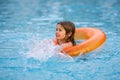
xmin=63 ymin=27 xmax=106 ymax=56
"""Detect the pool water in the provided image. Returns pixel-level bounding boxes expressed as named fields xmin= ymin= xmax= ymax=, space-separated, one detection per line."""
xmin=0 ymin=0 xmax=120 ymax=80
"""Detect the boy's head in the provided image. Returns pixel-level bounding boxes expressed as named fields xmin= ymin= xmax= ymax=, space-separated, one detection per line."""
xmin=56 ymin=21 xmax=76 ymax=45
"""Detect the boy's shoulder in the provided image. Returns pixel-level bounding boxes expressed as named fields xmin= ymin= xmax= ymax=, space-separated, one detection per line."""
xmin=61 ymin=42 xmax=72 ymax=49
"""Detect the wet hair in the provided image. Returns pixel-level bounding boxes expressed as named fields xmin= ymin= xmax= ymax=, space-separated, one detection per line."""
xmin=57 ymin=21 xmax=76 ymax=46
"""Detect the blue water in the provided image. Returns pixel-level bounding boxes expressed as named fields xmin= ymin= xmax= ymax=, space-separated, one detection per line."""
xmin=0 ymin=0 xmax=120 ymax=80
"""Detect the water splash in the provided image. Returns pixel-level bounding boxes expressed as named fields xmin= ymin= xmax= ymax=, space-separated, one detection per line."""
xmin=26 ymin=39 xmax=73 ymax=62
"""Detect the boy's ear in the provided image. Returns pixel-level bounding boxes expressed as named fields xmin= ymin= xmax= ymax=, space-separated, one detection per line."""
xmin=68 ymin=32 xmax=72 ymax=37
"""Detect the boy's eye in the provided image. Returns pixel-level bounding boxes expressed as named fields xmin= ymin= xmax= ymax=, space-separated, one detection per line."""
xmin=56 ymin=28 xmax=62 ymax=32
xmin=59 ymin=29 xmax=62 ymax=31
xmin=56 ymin=28 xmax=59 ymax=31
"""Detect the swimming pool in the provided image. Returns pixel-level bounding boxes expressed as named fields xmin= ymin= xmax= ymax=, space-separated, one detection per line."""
xmin=0 ymin=0 xmax=120 ymax=80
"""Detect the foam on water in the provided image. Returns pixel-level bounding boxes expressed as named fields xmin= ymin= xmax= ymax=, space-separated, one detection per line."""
xmin=26 ymin=39 xmax=73 ymax=62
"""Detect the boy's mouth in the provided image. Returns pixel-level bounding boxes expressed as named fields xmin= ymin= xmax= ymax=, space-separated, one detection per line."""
xmin=56 ymin=35 xmax=60 ymax=37
xmin=56 ymin=34 xmax=60 ymax=37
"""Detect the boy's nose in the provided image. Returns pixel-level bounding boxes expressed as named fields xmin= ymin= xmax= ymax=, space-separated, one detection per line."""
xmin=56 ymin=31 xmax=59 ymax=34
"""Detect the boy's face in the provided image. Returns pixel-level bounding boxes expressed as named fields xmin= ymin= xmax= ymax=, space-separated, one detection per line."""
xmin=56 ymin=24 xmax=66 ymax=40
